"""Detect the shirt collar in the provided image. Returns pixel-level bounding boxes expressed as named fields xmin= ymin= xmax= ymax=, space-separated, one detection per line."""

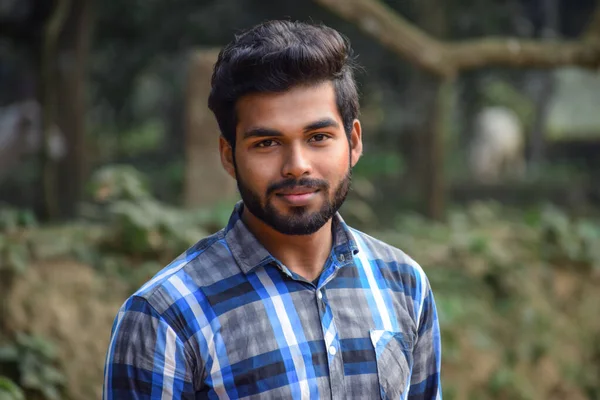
xmin=224 ymin=201 xmax=359 ymax=275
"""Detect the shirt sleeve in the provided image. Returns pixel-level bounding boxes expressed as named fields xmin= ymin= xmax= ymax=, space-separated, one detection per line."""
xmin=408 ymin=284 xmax=443 ymax=400
xmin=103 ymin=296 xmax=197 ymax=399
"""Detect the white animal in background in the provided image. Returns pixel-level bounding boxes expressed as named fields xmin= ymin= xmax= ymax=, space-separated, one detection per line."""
xmin=468 ymin=106 xmax=526 ymax=183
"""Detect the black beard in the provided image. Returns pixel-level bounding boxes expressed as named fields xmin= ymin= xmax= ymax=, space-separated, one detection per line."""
xmin=235 ymin=169 xmax=352 ymax=236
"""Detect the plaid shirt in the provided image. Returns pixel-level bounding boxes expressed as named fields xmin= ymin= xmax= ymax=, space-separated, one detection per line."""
xmin=103 ymin=202 xmax=442 ymax=399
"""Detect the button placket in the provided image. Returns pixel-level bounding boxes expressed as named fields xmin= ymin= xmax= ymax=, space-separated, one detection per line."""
xmin=324 ymin=316 xmax=344 ymax=399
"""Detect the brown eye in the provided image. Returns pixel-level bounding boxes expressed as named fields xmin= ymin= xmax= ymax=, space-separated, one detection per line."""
xmin=256 ymin=139 xmax=277 ymax=148
xmin=309 ymin=134 xmax=329 ymax=142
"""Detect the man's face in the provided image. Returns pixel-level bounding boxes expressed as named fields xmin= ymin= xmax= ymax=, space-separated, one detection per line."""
xmin=220 ymin=82 xmax=362 ymax=235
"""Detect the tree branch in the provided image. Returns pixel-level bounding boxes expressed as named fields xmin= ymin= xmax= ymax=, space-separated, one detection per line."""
xmin=315 ymin=0 xmax=452 ymax=76
xmin=448 ymin=39 xmax=599 ymax=71
xmin=315 ymin=0 xmax=600 ymax=76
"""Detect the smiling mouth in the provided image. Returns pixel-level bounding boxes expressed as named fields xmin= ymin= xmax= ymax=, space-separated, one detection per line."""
xmin=276 ymin=189 xmax=319 ymax=196
xmin=275 ymin=189 xmax=320 ymax=206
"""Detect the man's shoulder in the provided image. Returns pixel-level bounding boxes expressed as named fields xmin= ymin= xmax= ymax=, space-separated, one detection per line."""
xmin=125 ymin=228 xmax=240 ymax=315
xmin=349 ymin=227 xmax=430 ymax=286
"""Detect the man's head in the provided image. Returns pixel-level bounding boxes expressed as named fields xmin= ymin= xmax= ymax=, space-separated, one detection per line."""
xmin=209 ymin=20 xmax=362 ymax=235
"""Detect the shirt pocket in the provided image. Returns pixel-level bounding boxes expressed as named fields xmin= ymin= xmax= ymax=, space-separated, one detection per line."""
xmin=370 ymin=329 xmax=414 ymax=400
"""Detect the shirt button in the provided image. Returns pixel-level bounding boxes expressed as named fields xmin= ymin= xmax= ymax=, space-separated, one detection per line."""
xmin=329 ymin=346 xmax=337 ymax=356
xmin=317 ymin=290 xmax=323 ymax=300
xmin=338 ymin=254 xmax=345 ymax=262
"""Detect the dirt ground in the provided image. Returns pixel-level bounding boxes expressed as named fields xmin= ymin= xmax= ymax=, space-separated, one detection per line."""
xmin=6 ymin=260 xmax=127 ymax=400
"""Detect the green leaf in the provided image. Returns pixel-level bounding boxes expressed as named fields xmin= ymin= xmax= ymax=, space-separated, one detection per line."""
xmin=0 ymin=376 xmax=25 ymax=400
xmin=468 ymin=235 xmax=489 ymax=255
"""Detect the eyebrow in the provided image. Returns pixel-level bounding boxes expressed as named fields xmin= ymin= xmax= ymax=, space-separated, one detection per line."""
xmin=302 ymin=118 xmax=340 ymax=132
xmin=242 ymin=118 xmax=341 ymax=140
xmin=242 ymin=127 xmax=283 ymax=140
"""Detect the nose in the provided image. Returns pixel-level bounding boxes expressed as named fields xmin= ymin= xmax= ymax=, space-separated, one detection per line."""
xmin=281 ymin=143 xmax=312 ymax=178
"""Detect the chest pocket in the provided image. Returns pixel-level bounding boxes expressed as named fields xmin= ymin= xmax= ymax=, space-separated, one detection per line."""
xmin=370 ymin=330 xmax=414 ymax=400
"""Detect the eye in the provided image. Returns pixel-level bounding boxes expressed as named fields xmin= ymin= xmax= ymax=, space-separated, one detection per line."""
xmin=255 ymin=139 xmax=278 ymax=148
xmin=309 ymin=133 xmax=329 ymax=143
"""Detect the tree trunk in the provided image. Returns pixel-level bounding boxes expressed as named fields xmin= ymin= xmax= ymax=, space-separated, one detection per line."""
xmin=416 ymin=0 xmax=450 ymax=219
xmin=529 ymin=0 xmax=560 ymax=170
xmin=40 ymin=0 xmax=72 ymax=220
xmin=183 ymin=50 xmax=238 ymax=209
xmin=55 ymin=0 xmax=93 ymax=219
xmin=422 ymin=78 xmax=454 ymax=220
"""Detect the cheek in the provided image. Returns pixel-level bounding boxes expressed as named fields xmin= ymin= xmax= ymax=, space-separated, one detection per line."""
xmin=323 ymin=144 xmax=351 ymax=175
xmin=235 ymin=154 xmax=275 ymax=190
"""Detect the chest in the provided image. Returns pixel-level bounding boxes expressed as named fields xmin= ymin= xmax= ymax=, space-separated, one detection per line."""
xmin=197 ymin=264 xmax=417 ymax=399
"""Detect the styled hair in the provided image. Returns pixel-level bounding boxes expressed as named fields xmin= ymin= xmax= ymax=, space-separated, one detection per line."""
xmin=208 ymin=19 xmax=360 ymax=147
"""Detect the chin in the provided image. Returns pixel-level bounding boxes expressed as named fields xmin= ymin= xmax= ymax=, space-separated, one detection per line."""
xmin=279 ymin=200 xmax=321 ymax=214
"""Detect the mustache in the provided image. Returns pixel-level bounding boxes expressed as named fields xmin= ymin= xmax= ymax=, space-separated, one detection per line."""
xmin=266 ymin=177 xmax=329 ymax=196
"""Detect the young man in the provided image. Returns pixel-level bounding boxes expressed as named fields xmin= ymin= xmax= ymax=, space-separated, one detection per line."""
xmin=103 ymin=20 xmax=442 ymax=400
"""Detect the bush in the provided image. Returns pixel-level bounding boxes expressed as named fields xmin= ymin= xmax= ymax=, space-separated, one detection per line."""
xmin=0 ymin=334 xmax=65 ymax=400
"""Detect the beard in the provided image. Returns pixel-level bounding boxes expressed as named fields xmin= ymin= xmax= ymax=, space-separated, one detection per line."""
xmin=235 ymin=167 xmax=352 ymax=236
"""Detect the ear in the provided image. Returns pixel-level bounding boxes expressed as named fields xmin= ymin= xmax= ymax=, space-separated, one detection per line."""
xmin=349 ymin=119 xmax=363 ymax=167
xmin=219 ymin=136 xmax=236 ymax=179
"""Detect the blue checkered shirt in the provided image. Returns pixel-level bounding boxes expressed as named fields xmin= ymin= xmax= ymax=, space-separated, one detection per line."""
xmin=103 ymin=202 xmax=442 ymax=399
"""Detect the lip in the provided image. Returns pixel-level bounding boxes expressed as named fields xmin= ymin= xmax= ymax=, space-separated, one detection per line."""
xmin=276 ymin=189 xmax=319 ymax=206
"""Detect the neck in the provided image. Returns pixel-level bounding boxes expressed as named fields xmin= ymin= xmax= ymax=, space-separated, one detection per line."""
xmin=241 ymin=206 xmax=333 ymax=282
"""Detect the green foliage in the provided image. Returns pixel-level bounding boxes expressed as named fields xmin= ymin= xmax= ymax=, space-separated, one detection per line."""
xmin=93 ymin=119 xmax=166 ymax=159
xmin=88 ymin=165 xmax=208 ymax=262
xmin=353 ymin=151 xmax=405 ymax=179
xmin=377 ymin=201 xmax=600 ymax=398
xmin=0 ymin=207 xmax=35 ymax=276
xmin=0 ymin=334 xmax=65 ymax=400
xmin=0 ymin=208 xmax=37 ymax=234
xmin=88 ymin=164 xmax=152 ymax=202
xmin=0 ymin=236 xmax=29 ymax=276
xmin=0 ymin=377 xmax=25 ymax=400
xmin=105 ymin=198 xmax=207 ymax=259
xmin=488 ymin=364 xmax=535 ymax=400
xmin=538 ymin=204 xmax=600 ymax=270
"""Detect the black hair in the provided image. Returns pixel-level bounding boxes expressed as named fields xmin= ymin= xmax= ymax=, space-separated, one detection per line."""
xmin=208 ymin=19 xmax=360 ymax=147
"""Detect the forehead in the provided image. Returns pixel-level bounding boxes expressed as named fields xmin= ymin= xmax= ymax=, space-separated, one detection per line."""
xmin=235 ymin=82 xmax=342 ymax=134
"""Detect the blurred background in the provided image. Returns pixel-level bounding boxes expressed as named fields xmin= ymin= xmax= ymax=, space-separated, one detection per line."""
xmin=1 ymin=0 xmax=599 ymax=399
